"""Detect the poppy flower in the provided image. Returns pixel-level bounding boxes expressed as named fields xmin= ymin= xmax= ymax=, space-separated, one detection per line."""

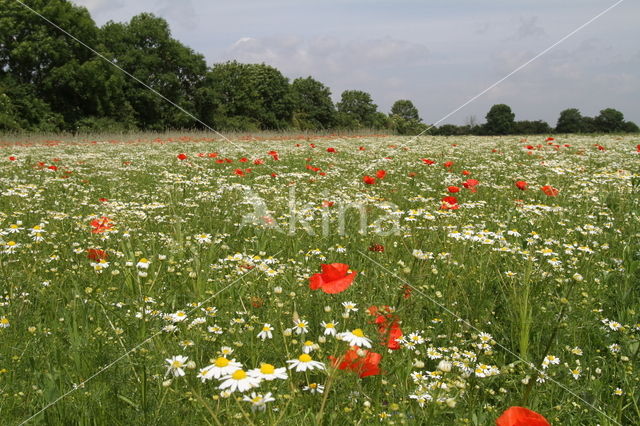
xmin=526 ymin=145 xmax=534 ymax=150
xmin=447 ymin=186 xmax=460 ymax=193
xmin=363 ymin=176 xmax=376 ymax=185
xmin=329 ymin=346 xmax=382 ymax=378
xmin=541 ymin=185 xmax=559 ymax=197
xmin=443 ymin=161 xmax=454 ymax=168
xmin=322 ymin=200 xmax=335 ymax=208
xmin=359 ymin=146 xmax=366 ymax=151
xmin=496 ymin=406 xmax=549 ymax=426
xmin=327 ymin=147 xmax=336 ymax=153
xmin=441 ymin=196 xmax=459 ymax=210
xmin=368 ymin=244 xmax=384 ymax=252
xmin=177 ymin=153 xmax=187 ymax=160
xmin=376 ymin=170 xmax=387 ymax=179
xmin=253 ymin=159 xmax=264 ymax=165
xmin=99 ymin=197 xmax=109 ymax=203
xmin=595 ymin=144 xmax=606 ymax=151
xmin=462 ymin=170 xmax=471 ymax=176
xmin=234 ymin=168 xmax=245 ymax=176
xmin=207 ymin=152 xmax=218 ymax=158
xmin=636 ymin=144 xmax=640 ymax=152
xmin=268 ymin=150 xmax=279 ymax=161
xmin=87 ymin=249 xmax=108 ymax=261
xmin=309 ymin=263 xmax=357 ymax=294
xmin=90 ymin=217 xmax=113 ymax=234
xmin=270 ymin=173 xmax=278 ymax=178
xmin=515 ymin=181 xmax=528 ymax=191
xmin=8 ymin=156 xmax=16 ymax=161
xmin=545 ymin=137 xmax=555 ymax=141
xmin=239 ymin=157 xmax=249 ymax=162
xmin=463 ymin=179 xmax=479 ymax=192
xmin=368 ymin=306 xmax=402 ymax=350
xmin=48 ymin=165 xmax=58 ymax=171
xmin=421 ymin=158 xmax=435 ymax=165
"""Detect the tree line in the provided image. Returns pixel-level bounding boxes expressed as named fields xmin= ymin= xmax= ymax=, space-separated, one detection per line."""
xmin=0 ymin=0 xmax=638 ymax=135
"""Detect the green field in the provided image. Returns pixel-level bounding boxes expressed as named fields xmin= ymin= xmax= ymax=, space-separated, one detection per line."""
xmin=0 ymin=134 xmax=638 ymax=425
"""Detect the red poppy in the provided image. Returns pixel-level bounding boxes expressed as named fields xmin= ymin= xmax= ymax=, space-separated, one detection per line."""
xmin=441 ymin=196 xmax=459 ymax=210
xmin=463 ymin=179 xmax=479 ymax=192
xmin=270 ymin=173 xmax=278 ymax=178
xmin=526 ymin=145 xmax=534 ymax=150
xmin=496 ymin=407 xmax=549 ymax=426
xmin=268 ymin=150 xmax=279 ymax=161
xmin=90 ymin=217 xmax=113 ymax=234
xmin=443 ymin=161 xmax=454 ymax=168
xmin=322 ymin=200 xmax=335 ymax=208
xmin=545 ymin=137 xmax=555 ymax=142
xmin=48 ymin=165 xmax=58 ymax=171
xmin=636 ymin=144 xmax=640 ymax=152
xmin=368 ymin=244 xmax=384 ymax=252
xmin=376 ymin=170 xmax=387 ymax=179
xmin=447 ymin=186 xmax=460 ymax=193
xmin=239 ymin=157 xmax=248 ymax=162
xmin=224 ymin=158 xmax=233 ymax=163
xmin=595 ymin=144 xmax=606 ymax=151
xmin=234 ymin=168 xmax=245 ymax=176
xmin=359 ymin=146 xmax=366 ymax=151
xmin=363 ymin=176 xmax=376 ymax=185
xmin=177 ymin=153 xmax=187 ymax=160
xmin=309 ymin=143 xmax=316 ymax=148
xmin=368 ymin=306 xmax=403 ymax=350
xmin=462 ymin=170 xmax=471 ymax=176
xmin=309 ymin=263 xmax=357 ymax=294
xmin=329 ymin=346 xmax=382 ymax=378
xmin=197 ymin=153 xmax=206 ymax=157
xmin=8 ymin=156 xmax=16 ymax=161
xmin=541 ymin=185 xmax=559 ymax=196
xmin=208 ymin=152 xmax=218 ymax=158
xmin=421 ymin=158 xmax=435 ymax=165
xmin=87 ymin=249 xmax=108 ymax=261
xmin=253 ymin=159 xmax=264 ymax=165
xmin=99 ymin=197 xmax=109 ymax=203
xmin=215 ymin=159 xmax=225 ymax=164
xmin=515 ymin=181 xmax=528 ymax=191
xmin=327 ymin=147 xmax=336 ymax=153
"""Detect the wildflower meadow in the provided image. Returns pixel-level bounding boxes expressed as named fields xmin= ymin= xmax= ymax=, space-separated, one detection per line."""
xmin=0 ymin=133 xmax=638 ymax=425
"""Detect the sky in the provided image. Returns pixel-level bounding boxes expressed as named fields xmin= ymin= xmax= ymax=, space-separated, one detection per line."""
xmin=71 ymin=0 xmax=639 ymax=126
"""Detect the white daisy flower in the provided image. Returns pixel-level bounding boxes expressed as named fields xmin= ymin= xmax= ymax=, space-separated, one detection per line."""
xmin=321 ymin=320 xmax=338 ymax=336
xmin=243 ymin=392 xmax=275 ymax=412
xmin=342 ymin=301 xmax=358 ymax=312
xmin=257 ymin=323 xmax=273 ymax=340
xmin=338 ymin=329 xmax=372 ymax=348
xmin=302 ymin=340 xmax=318 ymax=354
xmin=248 ymin=363 xmax=288 ymax=380
xmin=303 ymin=383 xmax=324 ymax=394
xmin=136 ymin=258 xmax=151 ymax=269
xmin=218 ymin=369 xmax=261 ymax=393
xmin=286 ymin=354 xmax=325 ymax=372
xmin=293 ymin=319 xmax=309 ymax=335
xmin=201 ymin=357 xmax=243 ymax=380
xmin=165 ymin=355 xmax=188 ymax=377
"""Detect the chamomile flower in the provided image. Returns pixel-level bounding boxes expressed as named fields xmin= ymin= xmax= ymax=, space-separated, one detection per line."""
xmin=201 ymin=357 xmax=243 ymax=380
xmin=218 ymin=369 xmax=261 ymax=393
xmin=219 ymin=346 xmax=234 ymax=356
xmin=194 ymin=233 xmax=212 ymax=244
xmin=302 ymin=340 xmax=318 ymax=354
xmin=165 ymin=355 xmax=188 ymax=377
xmin=303 ymin=383 xmax=324 ymax=394
xmin=342 ymin=301 xmax=358 ymax=312
xmin=542 ymin=355 xmax=560 ymax=369
xmin=0 ymin=316 xmax=10 ymax=328
xmin=321 ymin=320 xmax=338 ymax=336
xmin=339 ymin=329 xmax=372 ymax=348
xmin=168 ymin=311 xmax=188 ymax=323
xmin=136 ymin=258 xmax=151 ymax=269
xmin=208 ymin=324 xmax=224 ymax=334
xmin=293 ymin=319 xmax=309 ymax=335
xmin=257 ymin=323 xmax=273 ymax=340
xmin=243 ymin=392 xmax=275 ymax=411
xmin=248 ymin=363 xmax=288 ymax=380
xmin=287 ymin=354 xmax=325 ymax=372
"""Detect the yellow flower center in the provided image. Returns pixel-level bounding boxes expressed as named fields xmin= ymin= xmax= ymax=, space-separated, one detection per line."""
xmin=309 ymin=383 xmax=317 ymax=389
xmin=297 ymin=322 xmax=306 ymax=328
xmin=298 ymin=354 xmax=312 ymax=363
xmin=304 ymin=340 xmax=313 ymax=346
xmin=352 ymin=328 xmax=365 ymax=337
xmin=231 ymin=369 xmax=247 ymax=380
xmin=325 ymin=323 xmax=334 ymax=328
xmin=7 ymin=241 xmax=16 ymax=247
xmin=139 ymin=258 xmax=148 ymax=263
xmin=215 ymin=357 xmax=230 ymax=367
xmin=260 ymin=363 xmax=275 ymax=374
xmin=262 ymin=326 xmax=271 ymax=331
xmin=0 ymin=318 xmax=9 ymax=325
xmin=171 ymin=360 xmax=183 ymax=368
